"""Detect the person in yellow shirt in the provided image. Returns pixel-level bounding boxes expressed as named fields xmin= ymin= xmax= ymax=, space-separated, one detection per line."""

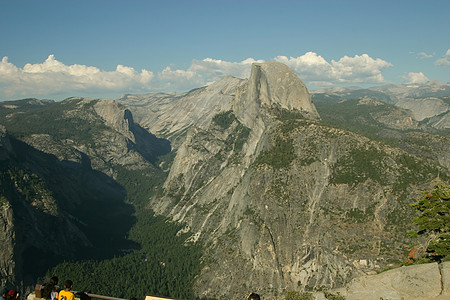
xmin=58 ymin=280 xmax=74 ymax=300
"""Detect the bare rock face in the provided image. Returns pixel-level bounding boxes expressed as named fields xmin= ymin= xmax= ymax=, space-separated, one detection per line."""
xmin=93 ymin=99 xmax=135 ymax=142
xmin=119 ymin=76 xmax=246 ymax=148
xmin=395 ymin=96 xmax=450 ymax=130
xmin=233 ymin=62 xmax=319 ymax=129
xmin=0 ymin=195 xmax=15 ymax=288
xmin=396 ymin=97 xmax=449 ymax=122
xmin=0 ymin=125 xmax=12 ymax=161
xmin=331 ymin=262 xmax=450 ymax=300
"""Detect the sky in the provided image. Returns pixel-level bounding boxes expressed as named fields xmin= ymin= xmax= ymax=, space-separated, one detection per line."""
xmin=0 ymin=0 xmax=449 ymax=101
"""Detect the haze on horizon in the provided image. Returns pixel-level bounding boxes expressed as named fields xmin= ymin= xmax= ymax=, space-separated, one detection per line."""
xmin=0 ymin=0 xmax=449 ymax=101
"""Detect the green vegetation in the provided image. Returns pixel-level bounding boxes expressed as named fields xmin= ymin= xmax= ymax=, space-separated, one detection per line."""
xmin=0 ymin=97 xmax=206 ymax=299
xmin=211 ymin=110 xmax=251 ymax=165
xmin=314 ymin=99 xmax=396 ymax=139
xmin=0 ymin=195 xmax=7 ymax=206
xmin=47 ymin=211 xmax=202 ymax=299
xmin=45 ymin=165 xmax=203 ymax=299
xmin=323 ymin=291 xmax=346 ymax=300
xmin=284 ymin=291 xmax=313 ymax=300
xmin=254 ymin=136 xmax=295 ymax=169
xmin=408 ymin=184 xmax=450 ymax=262
xmin=329 ymin=146 xmax=387 ymax=186
xmin=346 ymin=208 xmax=373 ymax=223
xmin=115 ymin=166 xmax=165 ymax=208
xmin=329 ymin=142 xmax=447 ymax=196
xmin=0 ymin=98 xmax=109 ymax=142
xmin=212 ymin=110 xmax=235 ymax=129
xmin=233 ymin=123 xmax=251 ymax=152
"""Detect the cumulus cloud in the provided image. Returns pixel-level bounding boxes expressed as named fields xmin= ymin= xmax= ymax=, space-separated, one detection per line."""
xmin=1 ymin=52 xmax=394 ymax=100
xmin=435 ymin=49 xmax=450 ymax=66
xmin=156 ymin=52 xmax=392 ymax=91
xmin=402 ymin=72 xmax=429 ymax=84
xmin=157 ymin=57 xmax=264 ymax=90
xmin=275 ymin=52 xmax=392 ymax=86
xmin=0 ymin=55 xmax=154 ymax=99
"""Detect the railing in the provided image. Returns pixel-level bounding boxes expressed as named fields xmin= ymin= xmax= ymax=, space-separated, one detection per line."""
xmin=79 ymin=293 xmax=183 ymax=300
xmin=32 ymin=286 xmax=184 ymax=300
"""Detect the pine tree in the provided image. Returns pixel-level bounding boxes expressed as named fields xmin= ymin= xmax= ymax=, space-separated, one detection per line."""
xmin=410 ymin=184 xmax=450 ymax=262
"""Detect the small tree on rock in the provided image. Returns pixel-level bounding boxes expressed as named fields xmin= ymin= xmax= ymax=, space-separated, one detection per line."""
xmin=409 ymin=184 xmax=450 ymax=262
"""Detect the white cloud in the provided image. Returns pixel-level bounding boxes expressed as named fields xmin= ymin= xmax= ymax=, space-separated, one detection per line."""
xmin=402 ymin=72 xmax=429 ymax=84
xmin=158 ymin=52 xmax=392 ymax=91
xmin=0 ymin=52 xmax=394 ymax=100
xmin=274 ymin=52 xmax=392 ymax=85
xmin=417 ymin=52 xmax=433 ymax=59
xmin=410 ymin=51 xmax=434 ymax=59
xmin=156 ymin=57 xmax=264 ymax=90
xmin=158 ymin=66 xmax=202 ymax=90
xmin=435 ymin=49 xmax=450 ymax=66
xmin=189 ymin=57 xmax=264 ymax=79
xmin=275 ymin=52 xmax=334 ymax=81
xmin=0 ymin=55 xmax=154 ymax=99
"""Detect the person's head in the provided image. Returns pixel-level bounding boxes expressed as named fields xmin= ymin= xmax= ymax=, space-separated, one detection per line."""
xmin=64 ymin=280 xmax=73 ymax=290
xmin=50 ymin=276 xmax=58 ymax=286
xmin=6 ymin=290 xmax=17 ymax=300
xmin=248 ymin=292 xmax=260 ymax=300
xmin=1 ymin=289 xmax=8 ymax=298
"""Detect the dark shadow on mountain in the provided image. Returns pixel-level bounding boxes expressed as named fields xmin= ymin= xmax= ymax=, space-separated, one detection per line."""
xmin=126 ymin=109 xmax=171 ymax=164
xmin=2 ymin=136 xmax=140 ymax=285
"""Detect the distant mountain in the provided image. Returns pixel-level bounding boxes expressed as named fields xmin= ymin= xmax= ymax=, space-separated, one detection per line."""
xmin=311 ymin=82 xmax=450 ymax=131
xmin=370 ymin=80 xmax=450 ymax=100
xmin=395 ymin=96 xmax=450 ymax=130
xmin=311 ymin=80 xmax=450 ymax=103
xmin=311 ymin=87 xmax=394 ymax=104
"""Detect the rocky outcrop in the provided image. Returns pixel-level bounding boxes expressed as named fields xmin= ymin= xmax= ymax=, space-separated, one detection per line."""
xmin=0 ymin=195 xmax=15 ymax=289
xmin=233 ymin=62 xmax=319 ymax=127
xmin=396 ymin=97 xmax=449 ymax=123
xmin=328 ymin=261 xmax=450 ymax=300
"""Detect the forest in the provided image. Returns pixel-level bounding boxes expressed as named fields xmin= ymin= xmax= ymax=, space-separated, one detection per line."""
xmin=43 ymin=166 xmax=205 ymax=300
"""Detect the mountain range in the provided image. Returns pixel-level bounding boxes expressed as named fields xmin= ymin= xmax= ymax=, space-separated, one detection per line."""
xmin=0 ymin=63 xmax=449 ymax=299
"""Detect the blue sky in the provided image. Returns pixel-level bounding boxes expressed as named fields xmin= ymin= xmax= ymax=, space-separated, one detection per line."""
xmin=0 ymin=0 xmax=449 ymax=101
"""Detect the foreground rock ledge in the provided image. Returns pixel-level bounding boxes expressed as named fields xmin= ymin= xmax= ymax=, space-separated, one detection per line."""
xmin=323 ymin=261 xmax=450 ymax=300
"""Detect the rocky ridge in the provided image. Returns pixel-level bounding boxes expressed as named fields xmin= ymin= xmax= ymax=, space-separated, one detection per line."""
xmin=119 ymin=76 xmax=246 ymax=148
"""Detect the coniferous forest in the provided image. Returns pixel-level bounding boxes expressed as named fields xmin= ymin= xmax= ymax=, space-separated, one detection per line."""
xmin=44 ymin=166 xmax=205 ymax=300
